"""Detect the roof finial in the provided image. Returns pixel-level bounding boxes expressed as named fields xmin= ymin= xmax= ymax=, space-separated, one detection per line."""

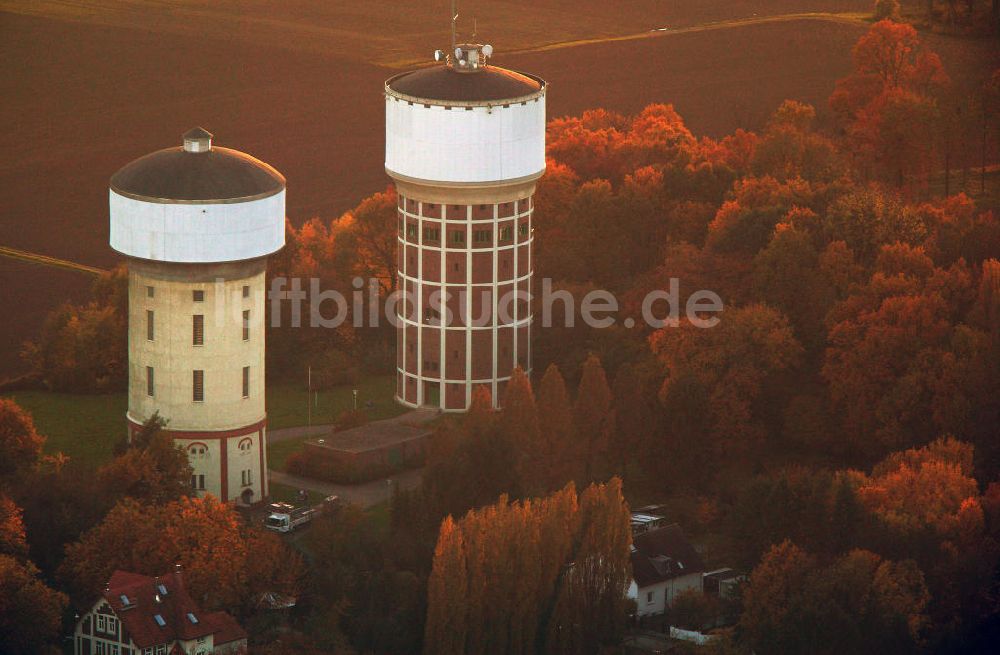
xmin=182 ymin=127 xmax=212 ymax=153
xmin=451 ymin=0 xmax=458 ymax=53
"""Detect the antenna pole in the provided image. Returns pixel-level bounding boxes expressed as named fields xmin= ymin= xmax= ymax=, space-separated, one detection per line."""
xmin=451 ymin=0 xmax=458 ymax=51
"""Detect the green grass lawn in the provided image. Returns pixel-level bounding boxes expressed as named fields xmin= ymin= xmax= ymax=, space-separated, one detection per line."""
xmin=266 ymin=374 xmax=403 ymax=430
xmin=269 ymin=481 xmax=326 ymax=506
xmin=266 ymin=374 xmax=406 ymax=471
xmin=267 ymin=438 xmax=304 ymax=472
xmin=6 ymin=373 xmax=404 ymax=470
xmin=9 ymin=390 xmax=126 ymax=469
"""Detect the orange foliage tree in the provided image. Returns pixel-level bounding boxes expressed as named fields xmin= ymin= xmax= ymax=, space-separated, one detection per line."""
xmin=740 ymin=540 xmax=929 ymax=654
xmin=650 ymin=304 xmax=802 ymax=455
xmin=425 ymin=479 xmax=631 ymax=655
xmin=60 ymin=496 xmax=303 ymax=614
xmin=0 ymin=398 xmax=44 ymax=477
xmin=830 ymin=20 xmax=949 ymax=186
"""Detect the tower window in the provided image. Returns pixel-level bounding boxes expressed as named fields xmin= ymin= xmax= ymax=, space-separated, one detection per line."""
xmin=192 ymin=289 xmax=204 ymax=302
xmin=191 ymin=475 xmax=205 ymax=490
xmin=241 ymin=469 xmax=253 ymax=486
xmin=193 ymin=370 xmax=204 ymax=402
xmin=146 ymin=285 xmax=155 ymax=299
xmin=146 ymin=310 xmax=154 ymax=341
xmin=406 ymin=224 xmax=417 ymax=239
xmin=242 ymin=366 xmax=250 ymax=398
xmin=193 ymin=315 xmax=204 ymax=346
xmin=519 ymin=223 xmax=529 ymax=238
xmin=242 ymin=285 xmax=250 ymax=298
xmin=450 ymin=230 xmax=466 ymax=245
xmin=473 ymin=229 xmax=492 ymax=243
xmin=146 ymin=366 xmax=154 ymax=397
xmin=423 ymin=227 xmax=440 ymax=242
xmin=242 ymin=310 xmax=250 ymax=341
xmin=499 ymin=226 xmax=513 ymax=241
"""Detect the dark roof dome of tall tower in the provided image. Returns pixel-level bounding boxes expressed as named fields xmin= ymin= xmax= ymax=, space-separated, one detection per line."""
xmin=387 ymin=44 xmax=542 ymax=103
xmin=110 ymin=128 xmax=285 ymax=203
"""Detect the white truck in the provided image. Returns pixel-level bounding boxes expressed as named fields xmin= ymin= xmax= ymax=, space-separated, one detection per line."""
xmin=264 ymin=496 xmax=341 ymax=534
xmin=264 ymin=502 xmax=319 ymax=533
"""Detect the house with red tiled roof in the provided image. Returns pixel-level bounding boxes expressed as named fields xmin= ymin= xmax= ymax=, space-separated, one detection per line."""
xmin=72 ymin=566 xmax=247 ymax=655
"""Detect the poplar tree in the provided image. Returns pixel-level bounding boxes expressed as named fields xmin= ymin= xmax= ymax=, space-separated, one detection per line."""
xmin=545 ymin=478 xmax=632 ymax=654
xmin=573 ymin=354 xmax=612 ymax=484
xmin=425 ymin=515 xmax=468 ymax=655
xmin=424 ymin=480 xmax=631 ymax=655
xmin=536 ymin=364 xmax=574 ymax=491
xmin=501 ymin=367 xmax=542 ymax=493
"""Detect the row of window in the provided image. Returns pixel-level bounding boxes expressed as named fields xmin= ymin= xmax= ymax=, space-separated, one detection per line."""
xmin=399 ymin=201 xmax=531 ymax=214
xmin=145 ymin=367 xmax=250 ymax=400
xmin=399 ymin=222 xmax=529 ymax=244
xmin=145 ymin=286 xmax=251 ymax=301
xmin=191 ymin=469 xmax=263 ymax=491
xmin=145 ymin=311 xmax=250 ymax=343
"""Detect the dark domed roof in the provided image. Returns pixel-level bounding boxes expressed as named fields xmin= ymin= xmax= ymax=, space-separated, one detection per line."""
xmin=110 ymin=145 xmax=285 ymax=203
xmin=387 ymin=65 xmax=543 ymax=103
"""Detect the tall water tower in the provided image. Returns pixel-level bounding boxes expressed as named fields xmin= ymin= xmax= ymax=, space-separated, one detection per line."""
xmin=109 ymin=128 xmax=284 ymax=505
xmin=385 ymin=34 xmax=547 ymax=411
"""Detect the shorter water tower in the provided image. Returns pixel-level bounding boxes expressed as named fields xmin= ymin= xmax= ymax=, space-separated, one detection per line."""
xmin=109 ymin=128 xmax=284 ymax=505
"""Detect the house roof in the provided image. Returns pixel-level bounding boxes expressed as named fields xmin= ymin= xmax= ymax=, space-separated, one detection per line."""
xmin=102 ymin=569 xmax=245 ymax=649
xmin=204 ymin=611 xmax=247 ymax=645
xmin=631 ymin=524 xmax=705 ymax=588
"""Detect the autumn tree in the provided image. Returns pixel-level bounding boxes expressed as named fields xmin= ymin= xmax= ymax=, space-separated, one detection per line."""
xmin=60 ymin=496 xmax=303 ymax=613
xmin=874 ymin=0 xmax=902 ymax=21
xmin=821 ymin=185 xmax=926 ymax=265
xmin=98 ymin=413 xmax=192 ymax=504
xmin=545 ymin=478 xmax=632 ymax=654
xmin=425 ymin=516 xmax=468 ymax=655
xmin=425 ymin=480 xmax=630 ymax=655
xmin=0 ymin=398 xmax=44 ymax=477
xmin=536 ymin=364 xmax=575 ymax=491
xmin=0 ymin=494 xmax=27 ymax=559
xmin=706 ymin=175 xmax=821 ymax=255
xmin=856 ymin=437 xmax=983 ymax=544
xmin=752 ymin=220 xmax=837 ymax=353
xmin=0 ymin=554 xmax=68 ymax=655
xmin=501 ymin=367 xmax=542 ymax=493
xmin=753 ymin=100 xmax=844 ymax=183
xmin=572 ymin=354 xmax=612 ymax=484
xmin=830 ymin=20 xmax=949 ymax=186
xmin=740 ymin=541 xmax=929 ymax=654
xmin=822 ymin=246 xmax=990 ymax=455
xmin=650 ymin=304 xmax=802 ymax=457
xmin=22 ymin=265 xmax=128 ymax=392
xmin=609 ymin=363 xmax=656 ymax=484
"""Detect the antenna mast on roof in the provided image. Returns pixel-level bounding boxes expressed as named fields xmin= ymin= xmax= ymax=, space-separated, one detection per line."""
xmin=451 ymin=0 xmax=458 ymax=52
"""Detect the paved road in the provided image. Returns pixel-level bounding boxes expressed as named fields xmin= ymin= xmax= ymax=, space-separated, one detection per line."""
xmin=265 ymin=408 xmax=437 ymax=508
